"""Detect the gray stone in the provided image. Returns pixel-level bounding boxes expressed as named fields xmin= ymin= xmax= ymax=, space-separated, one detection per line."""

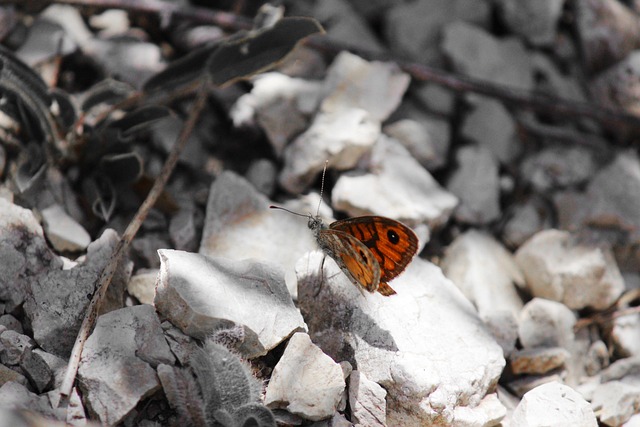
xmin=0 ymin=330 xmax=34 ymax=366
xmin=265 ymin=332 xmax=345 ymax=422
xmin=312 ymin=0 xmax=385 ymax=53
xmin=0 ymin=382 xmax=59 ymax=423
xmin=78 ymin=305 xmax=174 ymax=425
xmin=442 ymin=22 xmax=533 ymax=91
xmin=498 ymin=0 xmax=563 ymax=46
xmin=441 ymin=230 xmax=524 ymax=319
xmin=32 ymin=349 xmax=67 ymax=389
xmin=502 ymin=198 xmax=553 ymax=248
xmin=297 ymin=252 xmax=505 ymax=426
xmin=447 ymin=145 xmax=501 ymax=224
xmin=591 ymin=52 xmax=640 ymax=115
xmin=169 ymin=207 xmax=201 ymax=253
xmin=245 ymin=159 xmax=278 ymax=198
xmin=24 ymin=229 xmax=130 ymax=357
xmin=412 ymin=83 xmax=456 ymax=116
xmin=20 ymin=347 xmax=53 ymax=393
xmin=515 ymin=229 xmax=624 ymax=310
xmin=383 ymin=117 xmax=450 ymax=171
xmin=510 ymin=382 xmax=596 ymax=427
xmin=0 ymin=198 xmax=62 ymax=312
xmin=521 ymin=146 xmax=597 ymax=192
xmin=0 ymin=315 xmax=22 ymax=334
xmin=332 ymin=135 xmax=458 ymax=229
xmin=575 ymin=0 xmax=640 ymax=73
xmin=155 ymin=249 xmax=306 ymax=358
xmin=349 ymin=370 xmax=387 ymax=427
xmin=461 ymin=97 xmax=519 ymax=164
xmin=0 ymin=363 xmax=28 ymax=388
xmin=385 ymin=0 xmax=490 ymax=61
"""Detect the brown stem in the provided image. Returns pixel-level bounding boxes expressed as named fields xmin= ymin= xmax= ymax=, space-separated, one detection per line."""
xmin=57 ymin=80 xmax=210 ymax=403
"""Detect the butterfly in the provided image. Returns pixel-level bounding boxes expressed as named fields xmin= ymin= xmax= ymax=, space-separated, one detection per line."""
xmin=271 ymin=172 xmax=418 ymax=295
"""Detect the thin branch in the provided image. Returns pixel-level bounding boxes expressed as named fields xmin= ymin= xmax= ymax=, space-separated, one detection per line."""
xmin=57 ymin=80 xmax=210 ymax=403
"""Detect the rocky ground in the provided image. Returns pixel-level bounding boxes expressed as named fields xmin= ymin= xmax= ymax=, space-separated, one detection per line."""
xmin=1 ymin=0 xmax=640 ymax=426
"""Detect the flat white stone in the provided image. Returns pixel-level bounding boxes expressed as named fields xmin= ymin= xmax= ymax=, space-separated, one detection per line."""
xmin=442 ymin=230 xmax=524 ymax=319
xmin=40 ymin=204 xmax=91 ymax=252
xmin=297 ymin=252 xmax=505 ymax=426
xmin=155 ymin=249 xmax=306 ymax=358
xmin=511 ymin=382 xmax=597 ymax=427
xmin=279 ymin=108 xmax=380 ymax=194
xmin=331 ymin=135 xmax=458 ymax=229
xmin=231 ymin=72 xmax=322 ymax=155
xmin=515 ymin=229 xmax=624 ymax=310
xmin=199 ymin=171 xmax=320 ymax=298
xmin=265 ymin=332 xmax=345 ymax=421
xmin=321 ymin=51 xmax=410 ymax=122
xmin=518 ymin=298 xmax=576 ymax=350
xmin=349 ymin=370 xmax=387 ymax=427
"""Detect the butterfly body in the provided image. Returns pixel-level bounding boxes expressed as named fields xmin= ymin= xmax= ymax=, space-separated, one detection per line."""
xmin=308 ymin=215 xmax=418 ymax=296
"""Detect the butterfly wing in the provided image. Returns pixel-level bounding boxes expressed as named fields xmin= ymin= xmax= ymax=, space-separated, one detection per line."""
xmin=330 ymin=216 xmax=419 ymax=295
xmin=316 ymin=229 xmax=381 ymax=293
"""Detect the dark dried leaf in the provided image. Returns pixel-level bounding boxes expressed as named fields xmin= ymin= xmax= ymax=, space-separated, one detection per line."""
xmin=143 ymin=45 xmax=217 ymax=93
xmin=108 ymin=105 xmax=172 ymax=139
xmin=81 ymin=78 xmax=135 ymax=112
xmin=99 ymin=152 xmax=143 ymax=184
xmin=206 ymin=17 xmax=323 ymax=87
xmin=51 ymin=88 xmax=76 ymax=132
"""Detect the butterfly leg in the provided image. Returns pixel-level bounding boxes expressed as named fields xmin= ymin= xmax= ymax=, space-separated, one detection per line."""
xmin=313 ymin=254 xmax=327 ymax=297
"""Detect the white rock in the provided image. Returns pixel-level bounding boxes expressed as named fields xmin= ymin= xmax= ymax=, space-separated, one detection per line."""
xmin=518 ymin=298 xmax=576 ymax=350
xmin=441 ymin=230 xmax=524 ymax=319
xmin=245 ymin=158 xmax=277 ymax=197
xmin=78 ymin=305 xmax=174 ymax=425
xmin=447 ymin=145 xmax=501 ymax=224
xmin=265 ymin=332 xmax=345 ymax=421
xmin=0 ymin=382 xmax=59 ymax=421
xmin=442 ymin=22 xmax=533 ymax=91
xmin=515 ymin=229 xmax=624 ymax=310
xmin=297 ymin=252 xmax=505 ymax=426
xmin=231 ymin=72 xmax=322 ymax=155
xmin=279 ymin=108 xmax=380 ymax=194
xmin=511 ymin=382 xmax=597 ymax=427
xmin=40 ymin=204 xmax=91 ymax=252
xmin=331 ymin=135 xmax=458 ymax=229
xmin=461 ymin=97 xmax=519 ymax=164
xmin=199 ymin=171 xmax=321 ymax=298
xmin=497 ymin=0 xmax=563 ymax=46
xmin=612 ymin=314 xmax=640 ymax=357
xmin=453 ymin=393 xmax=507 ymax=427
xmin=384 ymin=0 xmax=490 ymax=60
xmin=483 ymin=311 xmax=519 ymax=357
xmin=126 ymin=269 xmax=158 ymax=305
xmin=155 ymin=249 xmax=306 ymax=358
xmin=383 ymin=118 xmax=449 ymax=171
xmin=591 ymin=381 xmax=640 ymax=426
xmin=321 ymin=51 xmax=410 ymax=122
xmin=349 ymin=370 xmax=387 ymax=427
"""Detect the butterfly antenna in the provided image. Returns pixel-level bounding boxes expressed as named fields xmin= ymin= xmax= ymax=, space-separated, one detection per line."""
xmin=317 ymin=160 xmax=328 ymax=216
xmin=269 ymin=205 xmax=309 ymax=218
